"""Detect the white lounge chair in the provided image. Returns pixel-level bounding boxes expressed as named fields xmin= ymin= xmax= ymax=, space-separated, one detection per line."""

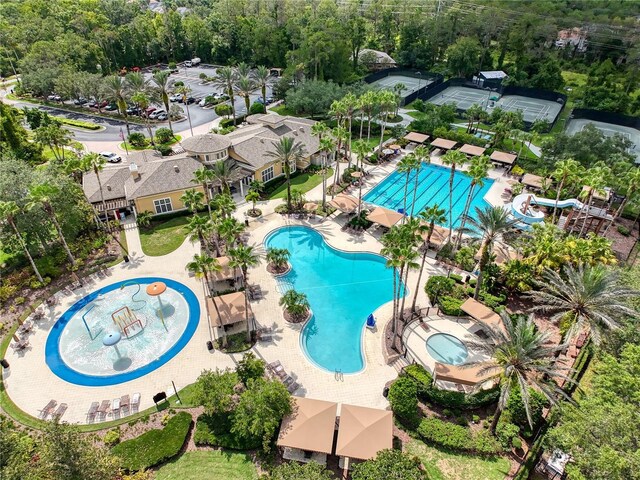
xmin=131 ymin=392 xmax=141 ymax=412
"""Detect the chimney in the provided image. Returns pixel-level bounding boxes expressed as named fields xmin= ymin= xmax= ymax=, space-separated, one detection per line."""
xmin=174 ymin=165 xmax=180 ymax=172
xmin=129 ymin=163 xmax=139 ymax=180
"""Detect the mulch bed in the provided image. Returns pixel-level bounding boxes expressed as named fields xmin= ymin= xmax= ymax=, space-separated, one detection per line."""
xmin=283 ymin=308 xmax=310 ymax=324
xmin=266 ymin=263 xmax=290 ymax=275
xmin=605 ymin=217 xmax=638 ymax=262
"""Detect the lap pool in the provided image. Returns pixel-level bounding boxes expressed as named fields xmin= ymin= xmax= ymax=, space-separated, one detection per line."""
xmin=363 ymin=163 xmax=494 ymax=229
xmin=265 ymin=226 xmax=400 ymax=373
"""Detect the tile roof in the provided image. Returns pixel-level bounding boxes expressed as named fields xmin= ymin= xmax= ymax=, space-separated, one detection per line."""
xmin=124 ymin=155 xmax=203 ymax=199
xmin=181 ymin=134 xmax=231 ymax=154
xmin=82 ymin=167 xmax=130 ymax=203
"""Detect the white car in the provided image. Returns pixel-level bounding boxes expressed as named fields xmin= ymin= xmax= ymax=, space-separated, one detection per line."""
xmin=169 ymin=93 xmax=182 ymax=102
xmin=100 ymin=151 xmax=122 ymax=163
xmin=149 ymin=109 xmax=166 ymax=119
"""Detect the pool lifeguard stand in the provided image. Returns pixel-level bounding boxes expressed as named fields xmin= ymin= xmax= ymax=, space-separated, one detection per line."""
xmin=111 ymin=306 xmax=144 ymax=337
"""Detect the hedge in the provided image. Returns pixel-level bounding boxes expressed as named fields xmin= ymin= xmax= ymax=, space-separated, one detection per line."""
xmin=194 ymin=413 xmax=261 ymax=450
xmin=53 ymin=116 xmax=101 ymax=130
xmin=388 ymin=377 xmax=420 ymax=429
xmin=439 ymin=295 xmax=464 ymax=316
xmin=417 ymin=417 xmax=502 ymax=455
xmin=112 ymin=412 xmax=192 ymax=471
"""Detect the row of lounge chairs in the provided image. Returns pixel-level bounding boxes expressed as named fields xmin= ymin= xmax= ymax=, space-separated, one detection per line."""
xmin=87 ymin=393 xmax=140 ymax=422
xmin=268 ymin=361 xmax=300 ymax=393
xmin=38 ymin=399 xmax=67 ymax=420
xmin=247 ymin=284 xmax=263 ymax=301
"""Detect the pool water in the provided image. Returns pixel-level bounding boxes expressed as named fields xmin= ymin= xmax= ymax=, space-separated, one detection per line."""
xmin=265 ymin=226 xmax=401 ymax=373
xmin=45 ymin=277 xmax=200 ymax=386
xmin=426 ymin=333 xmax=469 ymax=365
xmin=363 ymin=163 xmax=494 ymax=229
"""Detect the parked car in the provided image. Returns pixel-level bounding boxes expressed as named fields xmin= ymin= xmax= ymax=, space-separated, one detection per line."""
xmin=169 ymin=93 xmax=182 ymax=102
xmin=185 ymin=97 xmax=197 ymax=105
xmin=145 ymin=106 xmax=157 ymax=116
xmin=149 ymin=109 xmax=166 ymax=119
xmin=89 ymin=100 xmax=108 ymax=109
xmin=73 ymin=97 xmax=88 ymax=105
xmin=126 ymin=105 xmax=141 ymax=115
xmin=184 ymin=57 xmax=201 ymax=68
xmin=105 ymin=103 xmax=118 ymax=111
xmin=156 ymin=112 xmax=168 ymax=121
xmin=47 ymin=94 xmax=62 ymax=101
xmin=266 ymin=96 xmax=275 ymax=104
xmin=99 ymin=152 xmax=122 ymax=163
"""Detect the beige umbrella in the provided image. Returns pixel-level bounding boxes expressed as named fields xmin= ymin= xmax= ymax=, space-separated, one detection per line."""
xmin=303 ymin=202 xmax=318 ymax=212
xmin=328 ymin=194 xmax=359 ymax=213
xmin=351 ymin=171 xmax=363 ymax=178
xmin=366 ymin=207 xmax=403 ymax=228
xmin=388 ymin=144 xmax=401 ymax=150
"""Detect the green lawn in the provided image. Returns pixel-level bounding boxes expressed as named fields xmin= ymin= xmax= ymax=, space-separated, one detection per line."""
xmin=139 ymin=214 xmax=198 ymax=256
xmin=269 ymin=104 xmax=310 ymax=117
xmin=269 ymin=168 xmax=334 ymax=200
xmin=406 ymin=438 xmax=511 ymax=480
xmin=363 ymin=134 xmax=392 ymax=151
xmin=155 ymin=451 xmax=258 ymax=480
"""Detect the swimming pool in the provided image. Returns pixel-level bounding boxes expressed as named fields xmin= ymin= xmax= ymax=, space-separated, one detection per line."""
xmin=426 ymin=333 xmax=469 ymax=365
xmin=363 ymin=163 xmax=494 ymax=229
xmin=265 ymin=226 xmax=400 ymax=373
xmin=45 ymin=277 xmax=200 ymax=386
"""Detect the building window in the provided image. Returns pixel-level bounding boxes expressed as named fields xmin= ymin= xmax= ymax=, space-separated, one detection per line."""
xmin=262 ymin=165 xmax=274 ymax=182
xmin=153 ymin=198 xmax=173 ymax=214
xmin=281 ymin=160 xmax=297 ymax=174
xmin=241 ymin=175 xmax=252 ymax=186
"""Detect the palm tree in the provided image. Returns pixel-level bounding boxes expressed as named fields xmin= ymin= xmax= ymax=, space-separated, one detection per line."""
xmin=376 ymin=90 xmax=396 ymax=153
xmin=265 ymin=137 xmax=306 ymax=212
xmin=0 ymin=200 xmax=44 ymax=283
xmin=236 ymin=62 xmax=251 ymax=78
xmin=186 ymin=254 xmax=224 ymax=344
xmin=392 ymin=83 xmax=406 ymax=116
xmin=529 ymin=263 xmax=640 ymax=343
xmin=245 ymin=190 xmax=260 ymax=215
xmin=353 ymin=140 xmax=370 ymax=215
xmin=396 ymin=154 xmax=420 ymax=221
xmin=411 ymin=204 xmax=447 ymax=312
xmin=213 ymin=66 xmax=237 ymax=125
xmin=235 ymin=75 xmax=256 ymax=115
xmin=319 ymin=136 xmax=335 ymax=211
xmin=103 ymin=75 xmax=131 ymax=136
xmin=180 ymin=189 xmax=204 ymax=214
xmin=185 ymin=214 xmax=212 ymax=248
xmin=411 ymin=146 xmax=430 ymax=217
xmin=218 ymin=217 xmax=245 ymax=251
xmin=210 ymin=192 xmax=236 ymax=219
xmin=604 ymin=167 xmax=640 ymax=234
xmin=279 ymin=289 xmax=310 ymax=320
xmin=136 ymin=211 xmax=153 ymax=229
xmin=26 ymin=184 xmax=76 ymax=267
xmin=130 ymin=91 xmax=156 ymax=148
xmin=151 ymin=70 xmax=174 ymax=133
xmin=211 ymin=160 xmax=233 ymax=194
xmin=266 ymin=247 xmax=290 ymax=273
xmin=192 ymin=167 xmax=215 ymax=218
xmin=342 ymin=92 xmax=358 ymax=161
xmin=80 ymin=153 xmax=108 ymax=224
xmin=34 ymin=122 xmax=74 ymax=162
xmin=359 ymin=90 xmax=377 ymax=141
xmin=455 ymin=155 xmax=490 ymax=249
xmin=578 ymin=166 xmax=610 ymax=237
xmin=551 ymin=158 xmax=581 ymax=223
xmin=465 ymin=313 xmax=572 ymax=434
xmin=228 ymin=245 xmax=260 ymax=341
xmin=175 ymin=84 xmax=194 ymax=137
xmin=331 ymin=126 xmax=349 ymax=192
xmin=441 ymin=150 xmax=469 ymax=240
xmin=465 ymin=206 xmax=518 ymax=299
xmin=253 ymin=65 xmax=270 ymax=104
xmin=125 ymin=71 xmax=148 ymax=96
xmin=465 ymin=103 xmax=484 ymax=133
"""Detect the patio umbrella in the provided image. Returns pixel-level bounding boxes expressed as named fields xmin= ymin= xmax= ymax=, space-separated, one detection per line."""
xmin=389 ymin=144 xmax=401 ymax=150
xmin=146 ymin=281 xmax=168 ymax=330
xmin=350 ymin=171 xmax=363 ymax=178
xmin=366 ymin=207 xmax=403 ymax=228
xmin=303 ymin=202 xmax=318 ymax=212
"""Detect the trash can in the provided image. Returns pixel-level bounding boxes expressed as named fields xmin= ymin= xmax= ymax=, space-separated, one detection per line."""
xmin=244 ymin=219 xmax=249 ymax=226
xmin=206 ymin=341 xmax=214 ymax=351
xmin=382 ymin=386 xmax=389 ymax=398
xmin=1 ymin=359 xmax=9 ymax=369
xmin=123 ymin=255 xmax=130 ymax=263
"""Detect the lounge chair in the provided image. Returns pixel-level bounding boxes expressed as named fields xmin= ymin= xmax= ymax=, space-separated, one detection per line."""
xmin=18 ymin=321 xmax=33 ymax=335
xmin=46 ymin=296 xmax=57 ymax=306
xmin=11 ymin=334 xmax=29 ymax=351
xmin=87 ymin=401 xmax=99 ymax=422
xmin=120 ymin=394 xmax=130 ymax=413
xmin=52 ymin=403 xmax=68 ymax=420
xmin=33 ymin=308 xmax=45 ymax=320
xmin=97 ymin=400 xmax=111 ymax=420
xmin=287 ymin=382 xmax=300 ymax=393
xmin=131 ymin=393 xmax=141 ymax=412
xmin=39 ymin=400 xmax=57 ymax=419
xmin=112 ymin=398 xmax=121 ymax=415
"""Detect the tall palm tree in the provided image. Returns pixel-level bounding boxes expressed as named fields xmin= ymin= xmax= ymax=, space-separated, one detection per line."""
xmin=236 ymin=62 xmax=251 ymax=78
xmin=410 ymin=145 xmax=430 ymax=217
xmin=180 ymin=189 xmax=205 ymax=214
xmin=319 ymin=136 xmax=335 ymax=211
xmin=218 ymin=217 xmax=245 ymax=251
xmin=125 ymin=71 xmax=148 ymax=96
xmin=397 ymin=154 xmax=420 ymax=221
xmin=234 ymin=75 xmax=256 ymax=115
xmin=185 ymin=214 xmax=212 ymax=248
xmin=103 ymin=75 xmax=131 ymax=136
xmin=359 ymin=90 xmax=377 ymax=141
xmin=331 ymin=126 xmax=349 ymax=192
xmin=210 ymin=192 xmax=236 ymax=219
xmin=529 ymin=263 xmax=639 ymax=343
xmin=265 ymin=137 xmax=306 ymax=212
xmin=376 ymin=90 xmax=396 ymax=153
xmin=26 ymin=184 xmax=76 ymax=267
xmin=465 ymin=205 xmax=518 ymax=299
xmin=604 ymin=167 xmax=640 ymax=234
xmin=192 ymin=167 xmax=216 ymax=218
xmin=342 ymin=92 xmax=358 ymax=162
xmin=80 ymin=153 xmax=108 ymax=224
xmin=213 ymin=66 xmax=237 ymax=125
xmin=465 ymin=313 xmax=572 ymax=434
xmin=151 ymin=70 xmax=174 ymax=133
xmin=412 ymin=204 xmax=447 ymax=312
xmin=175 ymin=84 xmax=194 ymax=137
xmin=455 ymin=155 xmax=490 ymax=248
xmin=130 ymin=91 xmax=156 ymax=148
xmin=392 ymin=83 xmax=406 ymax=116
xmin=441 ymin=149 xmax=469 ymax=240
xmin=228 ymin=245 xmax=260 ymax=341
xmin=578 ymin=166 xmax=610 ymax=237
xmin=353 ymin=140 xmax=370 ymax=215
xmin=0 ymin=200 xmax=44 ymax=283
xmin=464 ymin=103 xmax=484 ymax=133
xmin=253 ymin=65 xmax=270 ymax=104
xmin=551 ymin=158 xmax=581 ymax=223
xmin=186 ymin=254 xmax=224 ymax=344
xmin=211 ymin=160 xmax=233 ymax=194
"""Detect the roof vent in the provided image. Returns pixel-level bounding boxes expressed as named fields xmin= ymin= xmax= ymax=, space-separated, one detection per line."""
xmin=260 ymin=138 xmax=264 ymax=143
xmin=174 ymin=165 xmax=179 ymax=172
xmin=106 ymin=184 xmax=112 ymax=191
xmin=299 ymin=127 xmax=304 ymax=132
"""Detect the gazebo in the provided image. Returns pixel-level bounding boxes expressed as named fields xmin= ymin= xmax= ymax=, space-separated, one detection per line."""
xmin=328 ymin=194 xmax=359 ymax=214
xmin=430 ymin=138 xmax=457 ymax=152
xmin=490 ymin=150 xmax=517 ymax=168
xmin=418 ymin=222 xmax=450 ymax=249
xmin=404 ymin=132 xmax=430 ymax=145
xmin=277 ymin=397 xmax=338 ymax=465
xmin=336 ymin=404 xmax=393 ymax=467
xmin=211 ymin=256 xmax=242 ymax=282
xmin=366 ymin=207 xmax=403 ymax=228
xmin=459 ymin=144 xmax=486 ymax=157
xmin=460 ymin=297 xmax=506 ymax=334
xmin=208 ymin=291 xmax=252 ymax=334
xmin=521 ymin=173 xmax=549 ymax=191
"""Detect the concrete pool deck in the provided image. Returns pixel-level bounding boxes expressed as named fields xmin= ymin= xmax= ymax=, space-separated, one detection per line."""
xmin=3 ymin=145 xmax=512 ymax=425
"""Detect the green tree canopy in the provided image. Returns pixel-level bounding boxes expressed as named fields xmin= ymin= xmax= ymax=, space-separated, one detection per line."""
xmin=351 ymin=449 xmax=427 ymax=480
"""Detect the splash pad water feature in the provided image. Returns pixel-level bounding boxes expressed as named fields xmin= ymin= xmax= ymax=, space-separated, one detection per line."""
xmin=45 ymin=277 xmax=200 ymax=386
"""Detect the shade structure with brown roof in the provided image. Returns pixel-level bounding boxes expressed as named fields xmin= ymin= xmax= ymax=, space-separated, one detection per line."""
xmin=328 ymin=194 xmax=359 ymax=213
xmin=490 ymin=150 xmax=517 ymax=166
xmin=521 ymin=173 xmax=547 ymax=190
xmin=303 ymin=202 xmax=318 ymax=212
xmin=430 ymin=137 xmax=457 ymax=150
xmin=460 ymin=297 xmax=505 ymax=333
xmin=459 ymin=144 xmax=486 ymax=157
xmin=434 ymin=362 xmax=497 ymax=387
xmin=419 ymin=222 xmax=450 ymax=248
xmin=211 ymin=256 xmax=240 ymax=282
xmin=336 ymin=404 xmax=393 ymax=460
xmin=404 ymin=132 xmax=429 ymax=144
xmin=366 ymin=207 xmax=403 ymax=228
xmin=208 ymin=291 xmax=251 ymax=328
xmin=277 ymin=397 xmax=338 ymax=454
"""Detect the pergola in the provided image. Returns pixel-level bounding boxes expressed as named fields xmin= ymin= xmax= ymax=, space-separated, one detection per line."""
xmin=366 ymin=207 xmax=403 ymax=228
xmin=521 ymin=173 xmax=548 ymax=191
xmin=433 ymin=362 xmax=497 ymax=388
xmin=404 ymin=132 xmax=430 ymax=145
xmin=460 ymin=297 xmax=506 ymax=333
xmin=459 ymin=144 xmax=486 ymax=157
xmin=211 ymin=256 xmax=241 ymax=282
xmin=336 ymin=404 xmax=393 ymax=461
xmin=418 ymin=222 xmax=450 ymax=249
xmin=208 ymin=291 xmax=252 ymax=328
xmin=328 ymin=194 xmax=359 ymax=214
xmin=490 ymin=150 xmax=517 ymax=167
xmin=430 ymin=137 xmax=457 ymax=151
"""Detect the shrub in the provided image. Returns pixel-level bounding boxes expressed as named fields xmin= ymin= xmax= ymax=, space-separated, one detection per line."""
xmin=495 ymin=419 xmax=520 ymax=449
xmin=194 ymin=412 xmax=261 ymax=450
xmin=103 ymin=428 xmax=121 ymax=446
xmin=617 ymin=225 xmax=630 ymax=236
xmin=0 ymin=285 xmax=18 ymax=303
xmin=154 ymin=127 xmax=173 ymax=144
xmin=439 ymin=295 xmax=464 ymax=316
xmin=14 ymin=296 xmax=26 ymax=305
xmin=450 ymin=273 xmax=463 ymax=284
xmin=511 ymin=166 xmax=525 ymax=176
xmin=249 ymin=102 xmax=266 ymax=114
xmin=128 ymin=132 xmax=147 ymax=147
xmin=112 ymin=412 xmax=192 ymax=471
xmin=388 ymin=377 xmax=420 ymax=429
xmin=173 ymin=81 xmax=184 ymax=87
xmin=214 ymin=103 xmax=233 ymax=117
xmin=472 ymin=414 xmax=480 ymax=423
xmin=417 ymin=417 xmax=501 ymax=454
xmin=236 ymin=352 xmax=265 ymax=385
xmin=506 ymin=387 xmax=547 ymax=432
xmin=512 ymin=437 xmax=523 ymax=449
xmin=425 ymin=276 xmax=455 ymax=304
xmin=454 ymin=246 xmax=476 ymax=271
xmin=156 ymin=144 xmax=172 ymax=156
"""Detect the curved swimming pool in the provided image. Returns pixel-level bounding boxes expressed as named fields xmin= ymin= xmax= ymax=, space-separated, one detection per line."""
xmin=45 ymin=277 xmax=200 ymax=386
xmin=426 ymin=333 xmax=469 ymax=365
xmin=265 ymin=226 xmax=400 ymax=373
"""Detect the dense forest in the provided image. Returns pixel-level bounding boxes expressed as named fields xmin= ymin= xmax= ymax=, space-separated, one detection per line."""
xmin=1 ymin=0 xmax=639 ymax=114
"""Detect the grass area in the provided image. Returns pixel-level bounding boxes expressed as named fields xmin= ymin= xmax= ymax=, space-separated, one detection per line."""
xmin=53 ymin=115 xmax=101 ymax=130
xmin=363 ymin=133 xmax=392 ymax=151
xmin=119 ymin=135 xmax=182 ymax=152
xmin=406 ymin=438 xmax=511 ymax=480
xmin=268 ymin=168 xmax=334 ymax=200
xmin=269 ymin=104 xmax=306 ymax=117
xmin=155 ymin=451 xmax=258 ymax=480
xmin=139 ymin=213 xmax=199 ymax=256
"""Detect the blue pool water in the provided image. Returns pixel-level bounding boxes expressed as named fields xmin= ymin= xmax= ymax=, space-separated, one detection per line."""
xmin=426 ymin=333 xmax=469 ymax=365
xmin=45 ymin=277 xmax=200 ymax=386
xmin=363 ymin=163 xmax=494 ymax=229
xmin=265 ymin=226 xmax=401 ymax=373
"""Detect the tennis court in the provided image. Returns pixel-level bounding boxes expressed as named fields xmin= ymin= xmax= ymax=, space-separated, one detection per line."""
xmin=370 ymin=74 xmax=434 ymax=96
xmin=428 ymin=86 xmax=492 ymax=111
xmin=566 ymin=118 xmax=640 ymax=162
xmin=496 ymin=95 xmax=563 ymax=124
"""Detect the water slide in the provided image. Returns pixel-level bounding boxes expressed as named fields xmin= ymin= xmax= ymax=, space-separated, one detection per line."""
xmin=510 ymin=193 xmax=584 ymax=228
